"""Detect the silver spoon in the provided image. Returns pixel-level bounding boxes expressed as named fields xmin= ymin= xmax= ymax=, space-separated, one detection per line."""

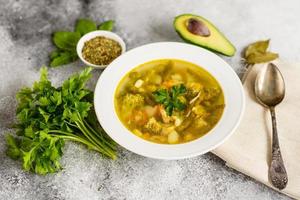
xmin=255 ymin=63 xmax=288 ymax=190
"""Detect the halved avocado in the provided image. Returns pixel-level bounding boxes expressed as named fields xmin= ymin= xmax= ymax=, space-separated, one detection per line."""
xmin=174 ymin=14 xmax=236 ymax=56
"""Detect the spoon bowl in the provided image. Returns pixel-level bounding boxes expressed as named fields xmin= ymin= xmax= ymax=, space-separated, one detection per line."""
xmin=255 ymin=63 xmax=285 ymax=107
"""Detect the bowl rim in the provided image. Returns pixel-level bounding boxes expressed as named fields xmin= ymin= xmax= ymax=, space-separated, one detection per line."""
xmin=76 ymin=30 xmax=126 ymax=69
xmin=94 ymin=42 xmax=245 ymax=159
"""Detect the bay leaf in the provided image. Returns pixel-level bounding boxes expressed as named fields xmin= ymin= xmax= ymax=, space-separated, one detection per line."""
xmin=244 ymin=39 xmax=270 ymax=58
xmin=246 ymin=52 xmax=279 ymax=64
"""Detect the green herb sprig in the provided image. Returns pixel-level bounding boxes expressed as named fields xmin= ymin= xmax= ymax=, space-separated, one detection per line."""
xmin=153 ymin=84 xmax=187 ymax=116
xmin=50 ymin=19 xmax=115 ymax=67
xmin=6 ymin=67 xmax=116 ymax=175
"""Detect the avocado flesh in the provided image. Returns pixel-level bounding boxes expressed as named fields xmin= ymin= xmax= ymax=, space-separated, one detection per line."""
xmin=174 ymin=14 xmax=236 ymax=56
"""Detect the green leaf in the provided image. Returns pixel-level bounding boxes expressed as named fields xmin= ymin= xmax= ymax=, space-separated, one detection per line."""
xmin=171 ymin=84 xmax=186 ymax=97
xmin=245 ymin=40 xmax=270 ymax=58
xmin=33 ymin=67 xmax=52 ymax=92
xmin=39 ymin=97 xmax=50 ymax=106
xmin=77 ymin=90 xmax=90 ymax=100
xmin=75 ymin=102 xmax=91 ymax=118
xmin=50 ymin=51 xmax=78 ymax=67
xmin=50 ymin=91 xmax=62 ymax=106
xmin=20 ymin=131 xmax=64 ymax=175
xmin=53 ymin=31 xmax=81 ymax=51
xmin=16 ymin=108 xmax=29 ymax=122
xmin=39 ymin=67 xmax=49 ymax=83
xmin=165 ymin=105 xmax=173 ymax=116
xmin=20 ymin=137 xmax=34 ymax=151
xmin=62 ymin=107 xmax=72 ymax=119
xmin=16 ymin=87 xmax=32 ymax=101
xmin=22 ymin=149 xmax=34 ymax=171
xmin=75 ymin=19 xmax=97 ymax=36
xmin=246 ymin=52 xmax=279 ymax=64
xmin=39 ymin=108 xmax=50 ymax=123
xmin=173 ymin=99 xmax=186 ymax=111
xmin=47 ymin=105 xmax=57 ymax=113
xmin=244 ymin=39 xmax=278 ymax=64
xmin=98 ymin=20 xmax=115 ymax=31
xmin=24 ymin=126 xmax=34 ymax=138
xmin=5 ymin=135 xmax=21 ymax=160
xmin=62 ymin=67 xmax=92 ymax=95
xmin=153 ymin=89 xmax=168 ymax=103
xmin=50 ymin=50 xmax=61 ymax=60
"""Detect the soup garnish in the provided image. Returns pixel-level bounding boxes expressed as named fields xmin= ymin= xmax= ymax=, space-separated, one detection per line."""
xmin=115 ymin=59 xmax=225 ymax=144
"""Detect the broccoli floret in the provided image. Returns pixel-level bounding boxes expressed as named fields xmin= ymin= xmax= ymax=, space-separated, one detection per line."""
xmin=144 ymin=117 xmax=162 ymax=134
xmin=122 ymin=93 xmax=144 ymax=109
xmin=192 ymin=105 xmax=208 ymax=118
xmin=186 ymin=83 xmax=203 ymax=99
xmin=201 ymin=87 xmax=221 ymax=101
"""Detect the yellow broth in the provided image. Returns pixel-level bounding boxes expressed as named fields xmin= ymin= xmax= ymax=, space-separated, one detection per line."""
xmin=114 ymin=59 xmax=225 ymax=144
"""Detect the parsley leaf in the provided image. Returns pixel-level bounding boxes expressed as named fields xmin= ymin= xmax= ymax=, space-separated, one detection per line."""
xmin=153 ymin=88 xmax=169 ymax=104
xmin=153 ymin=84 xmax=187 ymax=116
xmin=5 ymin=135 xmax=21 ymax=160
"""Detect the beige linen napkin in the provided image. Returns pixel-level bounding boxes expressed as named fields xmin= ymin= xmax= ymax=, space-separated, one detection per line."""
xmin=212 ymin=61 xmax=300 ymax=199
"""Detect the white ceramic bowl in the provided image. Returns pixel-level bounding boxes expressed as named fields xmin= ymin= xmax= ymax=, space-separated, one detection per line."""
xmin=76 ymin=30 xmax=126 ymax=69
xmin=94 ymin=42 xmax=245 ymax=159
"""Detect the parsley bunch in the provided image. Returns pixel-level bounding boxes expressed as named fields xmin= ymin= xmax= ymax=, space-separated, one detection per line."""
xmin=6 ymin=67 xmax=116 ymax=175
xmin=153 ymin=84 xmax=187 ymax=116
xmin=50 ymin=19 xmax=115 ymax=67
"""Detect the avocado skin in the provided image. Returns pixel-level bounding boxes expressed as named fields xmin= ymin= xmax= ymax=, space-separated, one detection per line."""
xmin=174 ymin=14 xmax=236 ymax=57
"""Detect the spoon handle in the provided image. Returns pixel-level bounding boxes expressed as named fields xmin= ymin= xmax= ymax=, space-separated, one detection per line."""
xmin=269 ymin=106 xmax=288 ymax=190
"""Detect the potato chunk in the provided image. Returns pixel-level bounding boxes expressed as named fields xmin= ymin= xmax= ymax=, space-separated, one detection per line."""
xmin=193 ymin=118 xmax=208 ymax=129
xmin=168 ymin=130 xmax=179 ymax=144
xmin=134 ymin=79 xmax=144 ymax=88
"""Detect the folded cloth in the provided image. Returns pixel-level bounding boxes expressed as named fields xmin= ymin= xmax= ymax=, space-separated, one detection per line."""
xmin=212 ymin=61 xmax=300 ymax=199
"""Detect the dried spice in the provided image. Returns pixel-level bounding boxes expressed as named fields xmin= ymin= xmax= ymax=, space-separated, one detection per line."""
xmin=244 ymin=40 xmax=278 ymax=64
xmin=82 ymin=36 xmax=122 ymax=65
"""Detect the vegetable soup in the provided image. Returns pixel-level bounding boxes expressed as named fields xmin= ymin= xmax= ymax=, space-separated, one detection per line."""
xmin=115 ymin=59 xmax=225 ymax=144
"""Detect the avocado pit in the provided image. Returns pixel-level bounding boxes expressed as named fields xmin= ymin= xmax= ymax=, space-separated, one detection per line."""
xmin=186 ymin=18 xmax=210 ymax=37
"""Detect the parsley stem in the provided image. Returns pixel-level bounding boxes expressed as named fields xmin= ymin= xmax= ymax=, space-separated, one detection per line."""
xmin=77 ymin=113 xmax=116 ymax=156
xmin=75 ymin=119 xmax=116 ymax=159
xmin=49 ymin=129 xmax=112 ymax=156
xmin=49 ymin=130 xmax=81 ymax=138
xmin=75 ymin=121 xmax=102 ymax=149
xmin=50 ymin=134 xmax=105 ymax=154
xmin=83 ymin=119 xmax=116 ymax=151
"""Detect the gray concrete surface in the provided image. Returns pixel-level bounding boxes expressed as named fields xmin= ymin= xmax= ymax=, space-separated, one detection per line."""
xmin=1 ymin=0 xmax=299 ymax=199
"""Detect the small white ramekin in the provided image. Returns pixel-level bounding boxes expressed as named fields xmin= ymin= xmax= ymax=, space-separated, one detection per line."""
xmin=76 ymin=30 xmax=126 ymax=69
